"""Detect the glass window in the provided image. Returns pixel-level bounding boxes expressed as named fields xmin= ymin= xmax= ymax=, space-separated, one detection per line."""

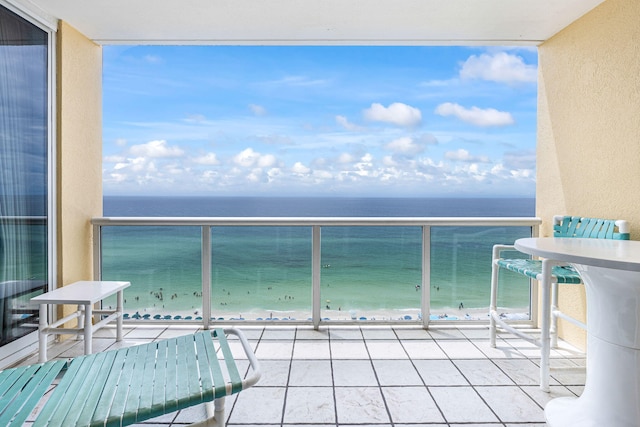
xmin=0 ymin=4 xmax=49 ymax=346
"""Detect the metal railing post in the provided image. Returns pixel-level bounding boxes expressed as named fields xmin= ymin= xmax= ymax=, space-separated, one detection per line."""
xmin=421 ymin=225 xmax=431 ymax=329
xmin=92 ymin=223 xmax=102 ymax=281
xmin=202 ymin=225 xmax=212 ymax=329
xmin=312 ymin=225 xmax=321 ymax=330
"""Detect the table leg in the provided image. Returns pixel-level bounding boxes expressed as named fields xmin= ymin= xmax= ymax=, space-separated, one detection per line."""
xmin=84 ymin=303 xmax=92 ymax=355
xmin=539 ymin=259 xmax=553 ymax=392
xmin=546 ymin=334 xmax=640 ymax=426
xmin=116 ymin=290 xmax=124 ymax=341
xmin=546 ymin=265 xmax=640 ymax=426
xmin=77 ymin=304 xmax=84 ymax=341
xmin=38 ymin=304 xmax=47 ymax=362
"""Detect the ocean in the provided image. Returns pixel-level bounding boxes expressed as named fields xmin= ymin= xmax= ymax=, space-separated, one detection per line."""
xmin=101 ymin=196 xmax=535 ymax=321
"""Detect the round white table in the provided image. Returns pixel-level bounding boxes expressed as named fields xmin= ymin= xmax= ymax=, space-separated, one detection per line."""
xmin=515 ymin=237 xmax=640 ymax=427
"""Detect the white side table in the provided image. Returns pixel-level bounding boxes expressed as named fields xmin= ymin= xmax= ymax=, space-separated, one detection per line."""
xmin=31 ymin=280 xmax=130 ymax=362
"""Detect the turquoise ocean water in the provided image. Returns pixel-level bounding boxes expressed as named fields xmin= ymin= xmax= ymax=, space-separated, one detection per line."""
xmin=101 ymin=197 xmax=534 ymax=320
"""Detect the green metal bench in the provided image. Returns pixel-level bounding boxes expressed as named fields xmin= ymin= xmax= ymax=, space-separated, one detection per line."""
xmin=0 ymin=328 xmax=261 ymax=426
xmin=489 ymin=215 xmax=629 ymax=391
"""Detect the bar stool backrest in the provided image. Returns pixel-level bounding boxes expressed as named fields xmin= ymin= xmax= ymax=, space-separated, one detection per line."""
xmin=553 ymin=216 xmax=630 ymax=240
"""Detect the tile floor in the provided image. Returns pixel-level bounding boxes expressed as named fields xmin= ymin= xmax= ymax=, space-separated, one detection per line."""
xmin=20 ymin=324 xmax=586 ymax=426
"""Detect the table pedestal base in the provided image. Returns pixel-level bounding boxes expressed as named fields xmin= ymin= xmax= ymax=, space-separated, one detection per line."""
xmin=546 ymin=265 xmax=640 ymax=427
xmin=546 ymin=335 xmax=640 ymax=427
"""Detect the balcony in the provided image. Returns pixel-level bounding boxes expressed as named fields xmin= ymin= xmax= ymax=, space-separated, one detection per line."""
xmin=17 ymin=323 xmax=585 ymax=425
xmin=16 ymin=216 xmax=579 ymax=425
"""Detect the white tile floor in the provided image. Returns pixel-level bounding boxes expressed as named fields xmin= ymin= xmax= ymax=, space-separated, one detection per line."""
xmin=20 ymin=324 xmax=586 ymax=426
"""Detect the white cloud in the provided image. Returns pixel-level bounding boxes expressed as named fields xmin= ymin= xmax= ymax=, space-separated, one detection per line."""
xmin=382 ymin=155 xmax=397 ymax=166
xmin=129 ymin=140 xmax=185 ymax=158
xmin=337 ymin=153 xmax=355 ymax=164
xmin=104 ymin=155 xmax=126 ymax=163
xmin=257 ymin=154 xmax=277 ymax=168
xmin=292 ymin=162 xmax=311 ymax=174
xmin=249 ymin=104 xmax=267 ymax=116
xmin=459 ymin=52 xmax=537 ymax=84
xmin=416 ymin=133 xmax=439 ymax=146
xmin=445 ymin=148 xmax=490 ymax=163
xmin=363 ymin=102 xmax=422 ymax=127
xmin=233 ymin=148 xmax=277 ymax=168
xmin=193 ymin=153 xmax=221 ymax=165
xmin=503 ymin=150 xmax=536 ymax=170
xmin=435 ymin=102 xmax=514 ymax=127
xmin=233 ymin=148 xmax=261 ymax=167
xmin=335 ymin=115 xmax=364 ymax=131
xmin=115 ymin=138 xmax=127 ymax=147
xmin=385 ymin=137 xmax=425 ymax=155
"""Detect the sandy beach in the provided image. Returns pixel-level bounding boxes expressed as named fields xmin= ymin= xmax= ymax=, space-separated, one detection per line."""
xmin=123 ymin=305 xmax=530 ymax=323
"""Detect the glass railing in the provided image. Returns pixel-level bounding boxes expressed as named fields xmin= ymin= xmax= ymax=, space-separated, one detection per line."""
xmin=92 ymin=217 xmax=540 ymax=328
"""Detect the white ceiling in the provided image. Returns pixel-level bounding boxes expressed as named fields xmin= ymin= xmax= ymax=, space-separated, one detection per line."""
xmin=14 ymin=0 xmax=605 ymax=45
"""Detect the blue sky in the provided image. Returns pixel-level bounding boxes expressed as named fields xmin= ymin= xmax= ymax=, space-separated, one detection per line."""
xmin=102 ymin=46 xmax=537 ymax=197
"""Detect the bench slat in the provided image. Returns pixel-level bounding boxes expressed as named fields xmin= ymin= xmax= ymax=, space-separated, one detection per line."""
xmin=0 ymin=361 xmax=67 ymax=427
xmin=163 ymin=337 xmax=179 ymax=413
xmin=184 ymin=334 xmax=202 ymax=404
xmin=89 ymin=347 xmax=129 ymax=423
xmin=149 ymin=338 xmax=169 ymax=418
xmin=135 ymin=336 xmax=161 ymax=422
xmin=76 ymin=350 xmax=120 ymax=425
xmin=175 ymin=335 xmax=193 ymax=408
xmin=216 ymin=329 xmax=243 ymax=394
xmin=194 ymin=333 xmax=214 ymax=402
xmin=203 ymin=330 xmax=226 ymax=398
xmin=121 ymin=340 xmax=155 ymax=424
xmin=105 ymin=345 xmax=141 ymax=427
xmin=50 ymin=351 xmax=111 ymax=426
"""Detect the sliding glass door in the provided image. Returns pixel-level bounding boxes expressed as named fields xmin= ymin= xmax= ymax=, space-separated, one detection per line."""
xmin=0 ymin=4 xmax=52 ymax=347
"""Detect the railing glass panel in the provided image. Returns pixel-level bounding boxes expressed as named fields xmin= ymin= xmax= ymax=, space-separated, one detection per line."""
xmin=430 ymin=226 xmax=531 ymax=321
xmin=101 ymin=226 xmax=203 ymax=320
xmin=320 ymin=226 xmax=421 ymax=321
xmin=210 ymin=226 xmax=312 ymax=321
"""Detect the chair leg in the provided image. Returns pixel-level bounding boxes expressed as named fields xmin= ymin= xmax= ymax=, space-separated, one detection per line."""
xmin=550 ymin=282 xmax=559 ymax=348
xmin=194 ymin=397 xmax=225 ymax=427
xmin=539 ymin=259 xmax=552 ymax=392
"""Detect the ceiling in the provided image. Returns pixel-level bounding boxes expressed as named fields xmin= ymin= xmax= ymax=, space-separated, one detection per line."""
xmin=14 ymin=0 xmax=605 ymax=45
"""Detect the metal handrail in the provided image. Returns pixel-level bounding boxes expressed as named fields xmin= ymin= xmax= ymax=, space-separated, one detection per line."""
xmin=93 ymin=217 xmax=538 ymax=226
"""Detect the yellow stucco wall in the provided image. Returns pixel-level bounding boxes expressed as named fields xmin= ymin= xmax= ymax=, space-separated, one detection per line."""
xmin=56 ymin=22 xmax=102 ymax=318
xmin=537 ymin=0 xmax=640 ymax=349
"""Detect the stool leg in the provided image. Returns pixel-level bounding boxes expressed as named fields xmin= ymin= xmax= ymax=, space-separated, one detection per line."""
xmin=550 ymin=282 xmax=559 ymax=348
xmin=539 ymin=259 xmax=552 ymax=392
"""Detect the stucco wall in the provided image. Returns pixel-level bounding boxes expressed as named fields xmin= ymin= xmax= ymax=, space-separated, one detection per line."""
xmin=56 ymin=22 xmax=102 ymax=295
xmin=537 ymin=0 xmax=640 ymax=349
